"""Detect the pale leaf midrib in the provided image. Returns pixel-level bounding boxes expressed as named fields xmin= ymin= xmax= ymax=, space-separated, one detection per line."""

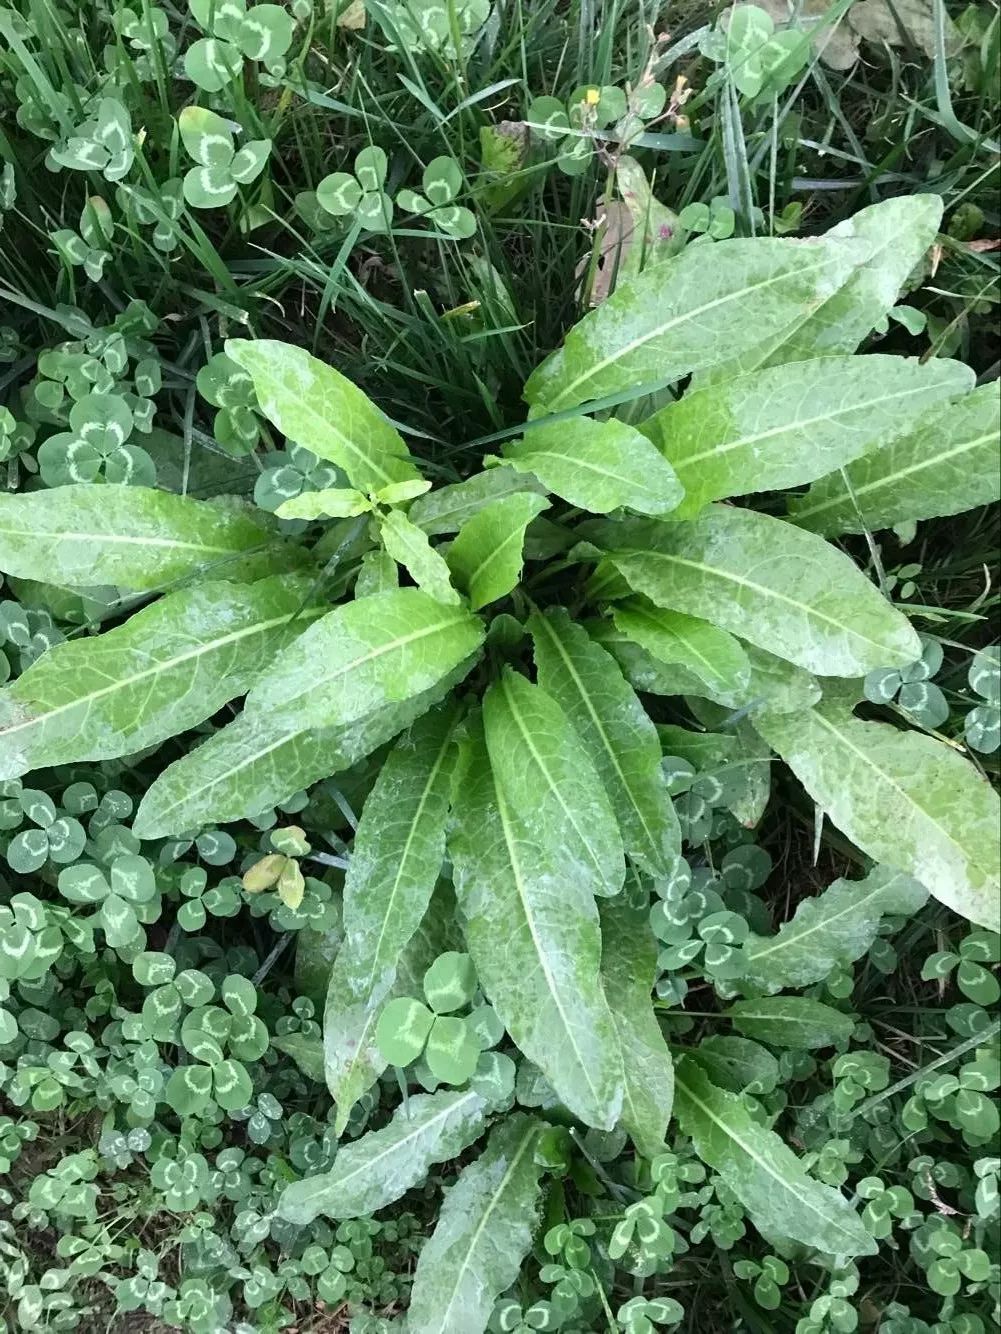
xmin=434 ymin=1124 xmax=538 ymax=1329
xmin=546 ymin=255 xmax=837 ymax=411
xmin=810 ymin=710 xmax=998 ymax=891
xmin=675 ymin=1071 xmax=865 ymax=1251
xmin=615 ymin=548 xmax=901 ymax=660
xmin=2 ymin=606 xmax=320 ymax=743
xmin=792 ymin=431 xmax=996 ymax=523
xmin=492 ymin=768 xmax=608 ymax=1117
xmin=678 ymin=379 xmax=962 ymax=470
xmin=500 ymin=674 xmax=609 ymax=886
xmin=534 ymin=614 xmax=663 ymax=866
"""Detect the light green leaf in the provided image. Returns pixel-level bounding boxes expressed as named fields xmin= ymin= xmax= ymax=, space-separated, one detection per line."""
xmin=0 ymin=485 xmax=275 ymax=590
xmin=529 ymin=608 xmax=680 ymax=877
xmin=641 ymin=354 xmax=974 ymax=514
xmin=449 ymin=716 xmax=624 ymax=1129
xmin=278 ymin=1087 xmax=489 ymax=1223
xmin=734 ymin=866 xmax=928 ymax=993
xmin=133 ymin=669 xmax=462 ymax=838
xmin=276 ymin=488 xmax=371 ymax=519
xmin=379 ymin=510 xmax=459 ymax=605
xmin=324 ymin=705 xmax=460 ymax=1123
xmin=686 ymin=1036 xmax=779 ymax=1093
xmin=754 ymin=695 xmax=1001 ymax=931
xmin=446 ymin=493 xmax=549 ymax=610
xmin=271 ymin=1031 xmax=325 ymax=1083
xmin=789 ymin=381 xmax=1001 ymax=536
xmin=484 ymin=669 xmax=624 ymax=899
xmin=674 ymin=1058 xmax=877 ymax=1256
xmin=524 ymin=235 xmax=868 ymax=413
xmin=226 ymin=339 xmax=421 ymax=492
xmin=599 ymin=898 xmax=674 ymax=1158
xmin=592 ymin=507 xmax=920 ymax=675
xmin=407 ymin=1115 xmax=544 ymax=1334
xmin=496 ymin=417 xmax=683 ymax=516
xmin=0 ymin=576 xmax=321 ymax=780
xmin=245 ymin=588 xmax=483 ymax=729
xmin=612 ymin=600 xmax=751 ymax=707
xmin=326 ymin=884 xmax=459 ymax=1134
xmin=726 ymin=997 xmax=856 ymax=1049
xmin=408 ymin=467 xmax=548 ymax=537
xmin=700 ymin=196 xmax=944 ymax=382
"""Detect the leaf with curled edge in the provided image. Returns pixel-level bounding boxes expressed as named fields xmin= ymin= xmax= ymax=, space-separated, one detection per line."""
xmin=244 ymin=587 xmax=484 ymax=730
xmin=754 ymin=694 xmax=1001 ymax=931
xmin=0 ymin=575 xmax=323 ymax=781
xmin=600 ymin=897 xmax=674 ymax=1158
xmin=529 ymin=608 xmax=680 ymax=877
xmin=640 ymin=353 xmax=974 ymax=515
xmin=449 ymin=714 xmax=624 ymax=1130
xmin=133 ymin=659 xmax=474 ymax=838
xmin=0 ymin=484 xmax=277 ymax=590
xmin=789 ymin=381 xmax=1001 ymax=537
xmin=323 ymin=706 xmax=462 ymax=1130
xmin=524 ymin=234 xmax=868 ymax=413
xmin=588 ymin=507 xmax=920 ymax=677
xmin=278 ymin=1087 xmax=490 ymax=1223
xmin=407 ymin=1114 xmax=545 ymax=1334
xmin=732 ymin=865 xmax=928 ymax=992
xmin=226 ymin=338 xmax=421 ymax=492
xmin=674 ymin=1057 xmax=877 ymax=1256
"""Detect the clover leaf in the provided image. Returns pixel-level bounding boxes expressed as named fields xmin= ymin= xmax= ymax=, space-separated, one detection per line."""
xmin=48 ymin=98 xmax=134 ymax=181
xmin=5 ymin=789 xmax=86 ymax=874
xmin=185 ymin=0 xmax=295 ymax=91
xmin=965 ymin=645 xmax=1000 ymax=753
xmin=117 ymin=178 xmax=184 ymax=253
xmin=375 ymin=950 xmax=483 ymax=1085
xmin=317 ymin=147 xmax=394 ymax=233
xmin=37 ymin=390 xmax=155 ymax=487
xmin=178 ymin=106 xmax=271 ymax=209
xmin=57 ymin=854 xmax=159 ymax=949
xmin=51 ymin=196 xmax=115 ymax=282
xmin=397 ymin=156 xmax=475 ymax=238
xmin=864 ymin=634 xmax=948 ymax=728
xmin=196 ymin=351 xmax=261 ymax=453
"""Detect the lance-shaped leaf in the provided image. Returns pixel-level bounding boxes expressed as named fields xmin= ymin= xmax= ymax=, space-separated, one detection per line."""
xmin=0 ymin=576 xmax=321 ymax=781
xmin=446 ymin=493 xmax=550 ymax=610
xmin=449 ymin=717 xmax=623 ymax=1129
xmin=244 ymin=588 xmax=483 ymax=729
xmin=524 ymin=235 xmax=867 ymax=413
xmin=591 ymin=507 xmax=920 ymax=676
xmin=278 ymin=1087 xmax=489 ymax=1224
xmin=408 ymin=1115 xmax=545 ymax=1334
xmin=529 ymin=608 xmax=679 ymax=877
xmin=324 ymin=708 xmax=461 ymax=1126
xmin=325 ymin=885 xmax=460 ymax=1133
xmin=726 ymin=997 xmax=856 ymax=1049
xmin=599 ymin=898 xmax=674 ymax=1158
xmin=700 ymin=195 xmax=944 ymax=383
xmin=133 ymin=666 xmax=465 ymax=838
xmin=612 ymin=600 xmax=751 ymax=707
xmin=733 ymin=866 xmax=928 ymax=993
xmin=494 ymin=416 xmax=683 ymax=516
xmin=226 ymin=339 xmax=421 ymax=491
xmin=754 ymin=695 xmax=1001 ymax=931
xmin=484 ymin=669 xmax=624 ymax=899
xmin=790 ymin=381 xmax=1001 ymax=536
xmin=674 ymin=1058 xmax=877 ymax=1256
xmin=641 ymin=354 xmax=974 ymax=514
xmin=0 ymin=485 xmax=275 ymax=590
xmin=379 ymin=509 xmax=459 ymax=604
xmin=685 ymin=1036 xmax=779 ymax=1094
xmin=409 ymin=467 xmax=548 ymax=537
